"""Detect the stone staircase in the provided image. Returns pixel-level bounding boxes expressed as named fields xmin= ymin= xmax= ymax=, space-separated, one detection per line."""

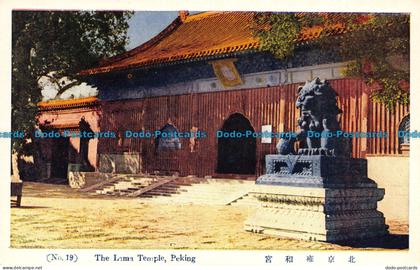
xmin=145 ymin=178 xmax=256 ymax=205
xmin=139 ymin=177 xmax=201 ymax=198
xmin=83 ymin=173 xmax=260 ymax=206
xmin=94 ymin=175 xmax=159 ymax=196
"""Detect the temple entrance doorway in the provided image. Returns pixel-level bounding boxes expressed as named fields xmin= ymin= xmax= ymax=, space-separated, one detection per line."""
xmin=217 ymin=113 xmax=256 ymax=175
xmin=50 ymin=136 xmax=69 ymax=179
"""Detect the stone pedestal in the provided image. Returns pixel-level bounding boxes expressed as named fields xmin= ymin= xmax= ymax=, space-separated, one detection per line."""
xmin=245 ymin=155 xmax=389 ymax=243
xmin=256 ymin=155 xmax=376 ymax=188
xmin=245 ymin=185 xmax=388 ymax=242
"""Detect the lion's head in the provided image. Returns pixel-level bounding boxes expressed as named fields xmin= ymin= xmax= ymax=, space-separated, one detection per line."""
xmin=295 ymin=77 xmax=342 ymax=117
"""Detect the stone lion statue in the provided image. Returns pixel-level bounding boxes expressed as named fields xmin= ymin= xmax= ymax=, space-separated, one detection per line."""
xmin=277 ymin=77 xmax=351 ymax=156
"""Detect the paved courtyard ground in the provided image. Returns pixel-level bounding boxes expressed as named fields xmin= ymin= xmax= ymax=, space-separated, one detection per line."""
xmin=10 ymin=182 xmax=409 ymax=250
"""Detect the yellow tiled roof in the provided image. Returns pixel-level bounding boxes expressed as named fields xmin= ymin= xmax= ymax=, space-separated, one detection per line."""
xmin=79 ymin=12 xmax=354 ymax=75
xmin=38 ymin=96 xmax=99 ymax=110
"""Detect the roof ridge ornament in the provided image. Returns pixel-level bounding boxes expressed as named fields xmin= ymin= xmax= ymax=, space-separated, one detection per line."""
xmin=179 ymin=11 xmax=189 ymax=22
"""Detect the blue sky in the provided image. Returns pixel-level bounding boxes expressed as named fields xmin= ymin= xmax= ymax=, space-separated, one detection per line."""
xmin=126 ymin=11 xmax=178 ymax=50
xmin=126 ymin=11 xmax=201 ymax=50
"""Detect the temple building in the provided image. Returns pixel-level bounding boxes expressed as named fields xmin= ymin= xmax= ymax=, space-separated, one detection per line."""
xmin=33 ymin=11 xmax=409 ymax=197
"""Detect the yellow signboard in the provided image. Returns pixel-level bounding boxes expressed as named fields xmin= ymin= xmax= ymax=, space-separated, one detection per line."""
xmin=210 ymin=59 xmax=243 ymax=87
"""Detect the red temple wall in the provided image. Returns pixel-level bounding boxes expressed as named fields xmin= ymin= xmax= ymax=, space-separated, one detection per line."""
xmin=97 ymin=78 xmax=409 ymax=177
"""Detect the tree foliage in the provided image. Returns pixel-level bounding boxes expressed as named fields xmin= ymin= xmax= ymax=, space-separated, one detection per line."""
xmin=12 ymin=11 xmax=133 ymax=153
xmin=254 ymin=13 xmax=410 ymax=108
